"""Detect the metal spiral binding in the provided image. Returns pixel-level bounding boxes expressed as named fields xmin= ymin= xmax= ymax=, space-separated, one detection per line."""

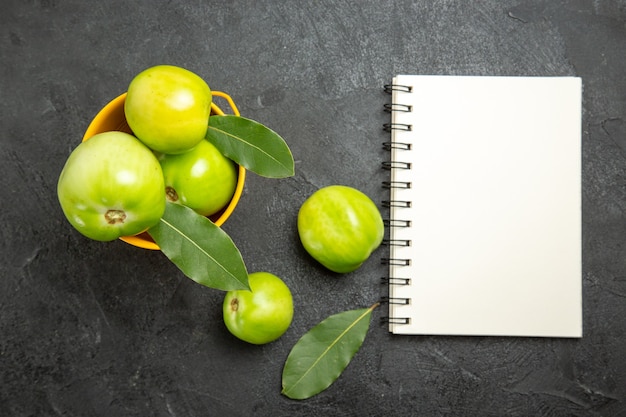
xmin=382 ymin=81 xmax=414 ymax=328
xmin=380 ymin=279 xmax=411 ymax=325
xmin=384 ymin=83 xmax=412 ymax=93
xmin=380 ymin=296 xmax=411 ymax=305
xmin=382 ymin=181 xmax=411 ymax=189
xmin=382 ymin=239 xmax=411 ymax=246
xmin=382 ymin=141 xmax=411 ymax=151
xmin=381 ymin=257 xmax=411 ymax=266
xmin=379 ymin=297 xmax=412 ymax=324
xmin=381 ymin=277 xmax=411 ymax=286
xmin=381 ymin=317 xmax=411 ymax=325
xmin=381 ymin=161 xmax=411 ymax=170
xmin=383 ymin=122 xmax=412 ymax=132
xmin=383 ymin=218 xmax=411 ymax=228
xmin=382 ymin=200 xmax=411 ymax=208
xmin=384 ymin=103 xmax=412 ymax=112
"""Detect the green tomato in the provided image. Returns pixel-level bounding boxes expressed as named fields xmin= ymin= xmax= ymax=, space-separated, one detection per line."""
xmin=298 ymin=185 xmax=384 ymax=273
xmin=124 ymin=65 xmax=212 ymax=154
xmin=223 ymin=272 xmax=294 ymax=345
xmin=159 ymin=139 xmax=238 ymax=216
xmin=57 ymin=131 xmax=166 ymax=242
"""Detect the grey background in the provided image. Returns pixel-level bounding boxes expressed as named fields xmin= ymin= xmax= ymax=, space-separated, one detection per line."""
xmin=2 ymin=1 xmax=625 ymax=416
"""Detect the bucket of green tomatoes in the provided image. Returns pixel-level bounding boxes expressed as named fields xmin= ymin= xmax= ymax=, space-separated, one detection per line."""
xmin=58 ymin=65 xmax=246 ymax=250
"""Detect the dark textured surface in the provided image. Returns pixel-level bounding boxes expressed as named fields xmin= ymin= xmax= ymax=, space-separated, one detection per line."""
xmin=2 ymin=1 xmax=626 ymax=416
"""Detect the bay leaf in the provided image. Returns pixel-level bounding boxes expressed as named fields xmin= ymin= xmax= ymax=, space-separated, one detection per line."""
xmin=206 ymin=115 xmax=294 ymax=178
xmin=148 ymin=202 xmax=249 ymax=291
xmin=281 ymin=303 xmax=379 ymax=400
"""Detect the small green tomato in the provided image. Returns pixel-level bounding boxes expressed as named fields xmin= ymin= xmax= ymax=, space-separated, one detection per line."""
xmin=124 ymin=65 xmax=212 ymax=154
xmin=223 ymin=272 xmax=294 ymax=345
xmin=298 ymin=185 xmax=384 ymax=273
xmin=159 ymin=139 xmax=238 ymax=216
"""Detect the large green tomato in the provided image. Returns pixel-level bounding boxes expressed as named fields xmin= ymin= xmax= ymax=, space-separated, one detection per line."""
xmin=298 ymin=185 xmax=384 ymax=273
xmin=223 ymin=272 xmax=294 ymax=345
xmin=57 ymin=131 xmax=166 ymax=242
xmin=124 ymin=65 xmax=212 ymax=154
xmin=159 ymin=139 xmax=238 ymax=216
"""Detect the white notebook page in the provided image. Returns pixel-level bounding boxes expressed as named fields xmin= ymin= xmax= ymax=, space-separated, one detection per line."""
xmin=387 ymin=75 xmax=582 ymax=337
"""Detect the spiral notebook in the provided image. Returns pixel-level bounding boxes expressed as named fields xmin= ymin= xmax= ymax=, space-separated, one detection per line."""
xmin=383 ymin=75 xmax=582 ymax=338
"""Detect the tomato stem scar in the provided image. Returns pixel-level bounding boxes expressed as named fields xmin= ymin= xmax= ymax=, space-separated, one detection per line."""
xmin=165 ymin=186 xmax=179 ymax=202
xmin=104 ymin=209 xmax=126 ymax=225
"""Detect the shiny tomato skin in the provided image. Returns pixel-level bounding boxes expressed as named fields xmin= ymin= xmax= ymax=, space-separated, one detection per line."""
xmin=223 ymin=272 xmax=294 ymax=345
xmin=297 ymin=185 xmax=384 ymax=273
xmin=159 ymin=139 xmax=238 ymax=216
xmin=57 ymin=131 xmax=166 ymax=241
xmin=125 ymin=65 xmax=212 ymax=154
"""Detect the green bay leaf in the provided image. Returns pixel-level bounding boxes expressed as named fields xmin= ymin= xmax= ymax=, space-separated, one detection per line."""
xmin=206 ymin=115 xmax=294 ymax=178
xmin=281 ymin=303 xmax=378 ymax=400
xmin=148 ymin=202 xmax=249 ymax=291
